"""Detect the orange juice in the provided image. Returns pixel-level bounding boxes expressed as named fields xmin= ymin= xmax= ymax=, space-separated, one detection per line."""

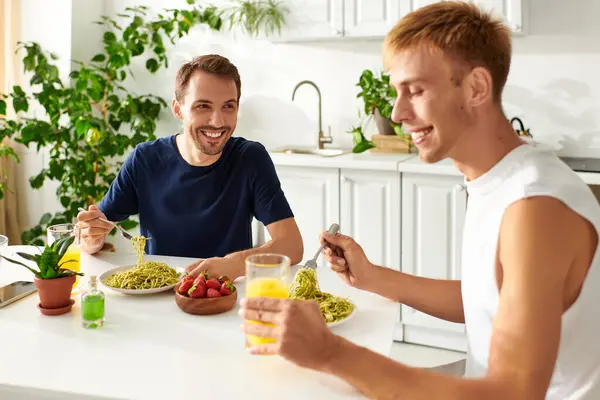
xmin=245 ymin=277 xmax=289 ymax=346
xmin=60 ymin=245 xmax=81 ymax=290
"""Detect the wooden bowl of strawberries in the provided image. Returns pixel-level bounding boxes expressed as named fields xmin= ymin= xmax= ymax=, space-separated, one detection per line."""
xmin=174 ymin=272 xmax=238 ymax=315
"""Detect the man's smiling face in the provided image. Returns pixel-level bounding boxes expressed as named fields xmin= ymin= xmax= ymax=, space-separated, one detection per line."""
xmin=174 ymin=69 xmax=239 ymax=156
xmin=387 ymin=46 xmax=475 ymax=164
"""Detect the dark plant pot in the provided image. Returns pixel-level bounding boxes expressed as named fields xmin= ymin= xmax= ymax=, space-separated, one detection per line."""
xmin=374 ymin=108 xmax=395 ymax=135
xmin=34 ymin=275 xmax=75 ymax=311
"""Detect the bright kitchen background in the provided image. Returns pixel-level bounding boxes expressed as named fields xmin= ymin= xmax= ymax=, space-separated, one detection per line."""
xmin=9 ymin=0 xmax=600 ymax=368
xmin=14 ymin=0 xmax=600 ymax=234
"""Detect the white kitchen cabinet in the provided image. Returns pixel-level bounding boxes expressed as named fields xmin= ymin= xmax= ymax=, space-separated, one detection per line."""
xmin=271 ymin=0 xmax=344 ymax=41
xmin=398 ymin=172 xmax=468 ymax=352
xmin=400 ymin=0 xmax=524 ymax=34
xmin=263 ymin=166 xmax=340 ymax=265
xmin=340 ymin=169 xmax=401 ymax=269
xmin=342 ymin=0 xmax=402 ymax=38
xmin=272 ymin=0 xmax=523 ymax=42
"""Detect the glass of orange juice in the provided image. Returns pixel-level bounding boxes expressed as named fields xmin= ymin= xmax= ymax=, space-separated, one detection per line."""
xmin=245 ymin=253 xmax=291 ymax=351
xmin=47 ymin=223 xmax=81 ymax=295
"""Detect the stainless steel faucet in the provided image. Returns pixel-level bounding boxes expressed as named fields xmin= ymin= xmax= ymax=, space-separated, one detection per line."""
xmin=292 ymin=80 xmax=333 ymax=149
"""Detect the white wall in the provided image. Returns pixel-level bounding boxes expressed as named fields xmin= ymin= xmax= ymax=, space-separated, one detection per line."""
xmin=13 ymin=0 xmax=600 ymax=239
xmin=14 ymin=0 xmax=73 ymax=233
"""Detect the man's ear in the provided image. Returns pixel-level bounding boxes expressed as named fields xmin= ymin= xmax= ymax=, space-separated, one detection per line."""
xmin=466 ymin=66 xmax=493 ymax=107
xmin=171 ymin=98 xmax=183 ymax=120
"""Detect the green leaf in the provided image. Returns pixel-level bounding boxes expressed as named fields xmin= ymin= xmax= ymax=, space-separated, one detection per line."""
xmin=12 ymin=85 xmax=26 ymax=97
xmin=60 ymin=196 xmax=70 ymax=208
xmin=0 ymin=255 xmax=41 ymax=278
xmin=40 ymin=212 xmax=52 ymax=225
xmin=103 ymin=31 xmax=117 ymax=44
xmin=75 ymin=119 xmax=91 ymax=137
xmin=15 ymin=252 xmax=38 ymax=262
xmin=12 ymin=97 xmax=28 ymax=113
xmin=118 ymin=218 xmax=138 ymax=230
xmin=91 ymin=54 xmax=106 ymax=62
xmin=58 ymin=259 xmax=77 ymax=268
xmin=0 ymin=100 xmax=6 ymax=115
xmin=56 ymin=236 xmax=75 ymax=259
xmin=29 ymin=171 xmax=46 ymax=189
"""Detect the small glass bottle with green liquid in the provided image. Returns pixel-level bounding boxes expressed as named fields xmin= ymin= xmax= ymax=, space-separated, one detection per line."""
xmin=81 ymin=275 xmax=105 ymax=329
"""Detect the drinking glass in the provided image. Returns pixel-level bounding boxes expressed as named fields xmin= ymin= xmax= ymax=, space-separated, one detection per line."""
xmin=244 ymin=253 xmax=291 ymax=350
xmin=47 ymin=223 xmax=81 ymax=294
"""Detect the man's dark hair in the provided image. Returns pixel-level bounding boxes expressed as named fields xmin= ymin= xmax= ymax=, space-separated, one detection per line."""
xmin=175 ymin=54 xmax=242 ymax=103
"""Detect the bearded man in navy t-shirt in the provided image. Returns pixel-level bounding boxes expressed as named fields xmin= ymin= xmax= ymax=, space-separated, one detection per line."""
xmin=77 ymin=54 xmax=303 ymax=280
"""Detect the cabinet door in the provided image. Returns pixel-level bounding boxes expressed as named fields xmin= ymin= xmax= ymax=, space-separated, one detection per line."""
xmin=343 ymin=0 xmax=401 ymax=37
xmin=340 ymin=169 xmax=401 ymax=269
xmin=400 ymin=172 xmax=468 ymax=351
xmin=272 ymin=0 xmax=344 ymax=41
xmin=399 ymin=0 xmax=523 ymax=34
xmin=263 ymin=166 xmax=340 ymax=265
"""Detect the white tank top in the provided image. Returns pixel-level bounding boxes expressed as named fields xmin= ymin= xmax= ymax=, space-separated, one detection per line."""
xmin=461 ymin=144 xmax=600 ymax=399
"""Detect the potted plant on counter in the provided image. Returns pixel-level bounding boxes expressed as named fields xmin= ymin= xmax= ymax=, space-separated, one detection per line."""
xmin=349 ymin=69 xmax=411 ymax=153
xmin=0 ymin=236 xmax=84 ymax=315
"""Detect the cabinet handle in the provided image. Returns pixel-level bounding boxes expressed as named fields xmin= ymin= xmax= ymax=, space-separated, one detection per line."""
xmin=334 ymin=29 xmax=343 ymax=36
xmin=342 ymin=176 xmax=350 ymax=183
xmin=455 ymin=183 xmax=466 ymax=191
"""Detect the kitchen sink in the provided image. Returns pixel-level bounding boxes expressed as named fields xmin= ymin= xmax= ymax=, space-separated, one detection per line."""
xmin=271 ymin=147 xmax=349 ymax=157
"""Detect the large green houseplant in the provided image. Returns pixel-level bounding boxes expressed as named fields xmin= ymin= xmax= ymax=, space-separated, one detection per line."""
xmin=0 ymin=0 xmax=288 ymax=245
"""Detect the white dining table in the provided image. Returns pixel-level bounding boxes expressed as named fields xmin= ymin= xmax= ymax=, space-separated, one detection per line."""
xmin=0 ymin=245 xmax=399 ymax=400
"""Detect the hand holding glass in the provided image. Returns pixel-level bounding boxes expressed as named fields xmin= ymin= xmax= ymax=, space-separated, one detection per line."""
xmin=244 ymin=254 xmax=291 ymax=349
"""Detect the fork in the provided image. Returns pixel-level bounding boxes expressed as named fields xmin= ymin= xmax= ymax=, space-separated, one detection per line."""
xmin=77 ymin=207 xmax=146 ymax=241
xmin=303 ymin=223 xmax=340 ymax=269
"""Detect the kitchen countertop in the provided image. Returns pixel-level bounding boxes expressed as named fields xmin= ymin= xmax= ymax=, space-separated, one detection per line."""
xmin=268 ymin=149 xmax=600 ymax=185
xmin=268 ymin=149 xmax=414 ymax=171
xmin=0 ymin=247 xmax=399 ymax=400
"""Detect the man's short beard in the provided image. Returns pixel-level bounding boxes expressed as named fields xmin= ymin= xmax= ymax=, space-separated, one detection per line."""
xmin=189 ymin=125 xmax=231 ymax=156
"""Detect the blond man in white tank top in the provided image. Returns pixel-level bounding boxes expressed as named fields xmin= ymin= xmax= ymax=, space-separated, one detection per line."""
xmin=239 ymin=2 xmax=600 ymax=398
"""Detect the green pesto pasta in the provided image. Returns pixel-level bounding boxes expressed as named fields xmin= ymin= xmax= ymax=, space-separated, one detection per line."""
xmin=103 ymin=235 xmax=179 ymax=290
xmin=290 ymin=267 xmax=355 ymax=323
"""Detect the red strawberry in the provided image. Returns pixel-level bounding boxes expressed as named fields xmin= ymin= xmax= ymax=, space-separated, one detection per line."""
xmin=206 ymin=278 xmax=221 ymax=290
xmin=188 ymin=284 xmax=206 ymax=298
xmin=194 ymin=276 xmax=206 ymax=286
xmin=178 ymin=279 xmax=194 ymax=295
xmin=207 ymin=288 xmax=221 ymax=298
xmin=218 ymin=275 xmax=231 ymax=284
xmin=181 ymin=274 xmax=194 ymax=282
xmin=219 ymin=281 xmax=235 ymax=296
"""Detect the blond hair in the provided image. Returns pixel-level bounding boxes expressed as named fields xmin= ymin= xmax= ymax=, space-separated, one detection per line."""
xmin=383 ymin=1 xmax=512 ymax=102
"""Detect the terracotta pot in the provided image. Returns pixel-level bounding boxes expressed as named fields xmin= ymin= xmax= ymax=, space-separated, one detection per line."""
xmin=34 ymin=275 xmax=75 ymax=310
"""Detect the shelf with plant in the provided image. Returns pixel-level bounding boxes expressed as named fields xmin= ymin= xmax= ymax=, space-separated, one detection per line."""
xmin=0 ymin=0 xmax=288 ymax=246
xmin=348 ymin=69 xmax=411 ymax=153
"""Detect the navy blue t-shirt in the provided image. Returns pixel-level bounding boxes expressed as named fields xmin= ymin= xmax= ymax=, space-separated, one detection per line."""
xmin=99 ymin=135 xmax=294 ymax=258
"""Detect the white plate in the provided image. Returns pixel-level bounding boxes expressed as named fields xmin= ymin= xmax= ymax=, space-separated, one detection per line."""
xmin=99 ymin=265 xmax=185 ymax=295
xmin=326 ymin=300 xmax=357 ymax=328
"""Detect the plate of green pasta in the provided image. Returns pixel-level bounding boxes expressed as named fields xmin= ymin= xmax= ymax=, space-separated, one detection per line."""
xmin=290 ymin=267 xmax=357 ymax=328
xmin=99 ymin=262 xmax=185 ymax=295
xmin=99 ymin=235 xmax=185 ymax=295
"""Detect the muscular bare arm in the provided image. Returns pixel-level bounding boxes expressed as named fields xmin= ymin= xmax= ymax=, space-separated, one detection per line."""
xmin=366 ymin=267 xmax=464 ymax=323
xmin=315 ymin=196 xmax=592 ymax=399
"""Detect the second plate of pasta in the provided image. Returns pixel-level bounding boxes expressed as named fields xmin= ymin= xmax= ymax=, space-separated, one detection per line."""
xmin=99 ymin=263 xmax=185 ymax=295
xmin=290 ymin=267 xmax=358 ymax=328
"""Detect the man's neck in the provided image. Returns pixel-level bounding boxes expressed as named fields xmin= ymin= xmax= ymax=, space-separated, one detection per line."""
xmin=452 ymin=111 xmax=525 ymax=181
xmin=176 ymin=134 xmax=221 ymax=167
